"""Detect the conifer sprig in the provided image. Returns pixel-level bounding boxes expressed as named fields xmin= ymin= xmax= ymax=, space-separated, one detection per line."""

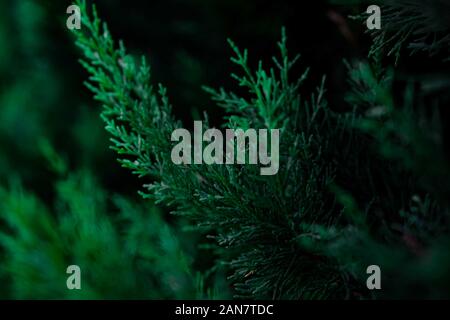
xmin=74 ymin=0 xmax=353 ymax=299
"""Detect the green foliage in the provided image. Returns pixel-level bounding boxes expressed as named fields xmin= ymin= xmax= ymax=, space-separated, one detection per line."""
xmin=0 ymin=166 xmax=225 ymax=299
xmin=205 ymin=33 xmax=308 ymax=130
xmin=317 ymin=58 xmax=450 ymax=299
xmin=75 ymin=0 xmax=344 ymax=299
xmin=74 ymin=0 xmax=450 ymax=300
xmin=0 ymin=0 xmax=449 ymax=301
xmin=370 ymin=0 xmax=450 ymax=62
xmin=346 ymin=59 xmax=450 ymax=199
